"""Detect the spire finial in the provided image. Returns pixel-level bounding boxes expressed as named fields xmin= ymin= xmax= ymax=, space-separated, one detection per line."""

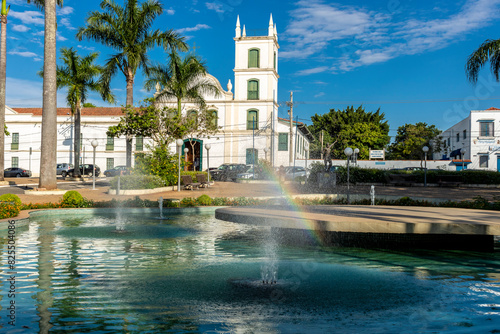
xmin=268 ymin=14 xmax=274 ymax=36
xmin=235 ymin=15 xmax=241 ymax=38
xmin=242 ymin=24 xmax=246 ymax=37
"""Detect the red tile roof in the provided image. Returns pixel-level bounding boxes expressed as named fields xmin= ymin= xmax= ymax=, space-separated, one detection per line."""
xmin=12 ymin=107 xmax=127 ymax=116
xmin=485 ymin=107 xmax=500 ymax=110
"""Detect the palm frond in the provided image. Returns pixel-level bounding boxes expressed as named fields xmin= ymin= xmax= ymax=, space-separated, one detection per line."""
xmin=466 ymin=38 xmax=500 ymax=84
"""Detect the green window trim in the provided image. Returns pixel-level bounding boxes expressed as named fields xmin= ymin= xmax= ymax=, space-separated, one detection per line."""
xmin=106 ymin=136 xmax=114 ymax=151
xmin=136 ymin=136 xmax=143 ymax=151
xmin=209 ymin=110 xmax=218 ymax=127
xmin=247 ymin=110 xmax=258 ymax=130
xmin=248 ymin=48 xmax=260 ymax=68
xmin=247 ymin=80 xmax=259 ymax=100
xmin=278 ymin=133 xmax=288 ymax=151
xmin=246 ymin=148 xmax=258 ymax=165
xmin=11 ymin=133 xmax=19 ymax=150
xmin=12 ymin=157 xmax=18 ymax=168
xmin=106 ymin=158 xmax=114 ymax=170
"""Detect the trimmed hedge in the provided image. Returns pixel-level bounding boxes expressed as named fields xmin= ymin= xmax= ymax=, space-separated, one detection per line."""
xmin=109 ymin=174 xmax=166 ymax=190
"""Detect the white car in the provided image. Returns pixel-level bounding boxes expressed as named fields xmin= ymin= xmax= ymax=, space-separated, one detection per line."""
xmin=237 ymin=166 xmax=258 ymax=179
xmin=285 ymin=166 xmax=309 ymax=180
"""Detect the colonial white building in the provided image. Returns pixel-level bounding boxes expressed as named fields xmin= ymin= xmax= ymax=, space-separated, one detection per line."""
xmin=3 ymin=15 xmax=312 ymax=176
xmin=434 ymin=107 xmax=500 ymax=171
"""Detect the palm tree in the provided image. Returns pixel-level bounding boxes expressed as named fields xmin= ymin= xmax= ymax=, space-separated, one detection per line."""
xmin=76 ymin=0 xmax=187 ymax=167
xmin=41 ymin=47 xmax=115 ymax=177
xmin=0 ymin=0 xmax=10 ymax=182
xmin=144 ymin=51 xmax=220 ymax=115
xmin=466 ymin=39 xmax=500 ymax=83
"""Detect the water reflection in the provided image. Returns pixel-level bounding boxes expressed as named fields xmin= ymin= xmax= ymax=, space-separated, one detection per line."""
xmin=0 ymin=212 xmax=499 ymax=333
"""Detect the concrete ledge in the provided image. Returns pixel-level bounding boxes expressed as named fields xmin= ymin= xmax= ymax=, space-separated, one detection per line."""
xmin=107 ymin=186 xmax=176 ymax=195
xmin=24 ymin=189 xmax=68 ymax=195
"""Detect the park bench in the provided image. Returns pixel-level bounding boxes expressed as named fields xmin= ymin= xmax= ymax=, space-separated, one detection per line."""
xmin=181 ymin=175 xmax=201 ymax=190
xmin=196 ymin=174 xmax=210 ymax=188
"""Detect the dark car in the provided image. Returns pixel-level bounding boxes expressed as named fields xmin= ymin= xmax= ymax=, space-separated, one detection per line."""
xmin=67 ymin=164 xmax=101 ymax=177
xmin=214 ymin=163 xmax=249 ymax=181
xmin=4 ymin=167 xmax=32 ymax=177
xmin=104 ymin=166 xmax=130 ymax=177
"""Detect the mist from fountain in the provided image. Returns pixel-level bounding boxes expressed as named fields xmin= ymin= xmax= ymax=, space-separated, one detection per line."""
xmin=158 ymin=197 xmax=164 ymax=219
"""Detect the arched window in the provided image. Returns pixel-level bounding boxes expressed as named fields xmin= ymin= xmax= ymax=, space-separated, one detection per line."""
xmin=248 ymin=48 xmax=260 ymax=68
xmin=208 ymin=109 xmax=218 ymax=127
xmin=247 ymin=79 xmax=259 ymax=100
xmin=247 ymin=109 xmax=258 ymax=130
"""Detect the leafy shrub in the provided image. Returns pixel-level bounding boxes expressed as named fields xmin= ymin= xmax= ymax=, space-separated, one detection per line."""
xmin=134 ymin=146 xmax=180 ymax=186
xmin=61 ymin=191 xmax=91 ymax=208
xmin=180 ymin=197 xmax=197 ymax=207
xmin=109 ymin=174 xmax=166 ymax=190
xmin=0 ymin=194 xmax=22 ymax=218
xmin=197 ymin=195 xmax=212 ymax=206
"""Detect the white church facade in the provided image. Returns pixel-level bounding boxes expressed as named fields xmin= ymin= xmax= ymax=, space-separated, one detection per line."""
xmin=3 ymin=15 xmax=312 ymax=176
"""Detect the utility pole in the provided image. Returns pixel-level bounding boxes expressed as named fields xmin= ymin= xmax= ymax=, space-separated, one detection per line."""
xmin=287 ymin=91 xmax=293 ymax=165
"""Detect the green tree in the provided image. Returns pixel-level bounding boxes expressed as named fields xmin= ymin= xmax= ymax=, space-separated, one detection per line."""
xmin=76 ymin=0 xmax=188 ymax=167
xmin=42 ymin=47 xmax=114 ymax=176
xmin=387 ymin=122 xmax=442 ymax=160
xmin=466 ymin=38 xmax=500 ymax=83
xmin=144 ymin=51 xmax=220 ymax=115
xmin=309 ymin=105 xmax=390 ymax=160
xmin=83 ymin=102 xmax=96 ymax=108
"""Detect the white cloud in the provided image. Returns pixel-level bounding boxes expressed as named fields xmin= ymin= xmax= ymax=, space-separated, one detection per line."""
xmin=77 ymin=45 xmax=95 ymax=51
xmin=8 ymin=50 xmax=39 ymax=59
xmin=57 ymin=33 xmax=67 ymax=42
xmin=176 ymin=24 xmax=211 ymax=34
xmin=296 ymin=66 xmax=329 ymax=76
xmin=11 ymin=24 xmax=30 ymax=32
xmin=58 ymin=6 xmax=74 ymax=15
xmin=166 ymin=7 xmax=175 ymax=15
xmin=60 ymin=17 xmax=76 ymax=30
xmin=314 ymin=92 xmax=325 ymax=98
xmin=9 ymin=10 xmax=44 ymax=26
xmin=205 ymin=2 xmax=225 ymax=13
xmin=283 ymin=0 xmax=500 ymax=74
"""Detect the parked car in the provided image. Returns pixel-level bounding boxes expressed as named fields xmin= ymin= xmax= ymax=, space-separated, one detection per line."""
xmin=57 ymin=163 xmax=74 ymax=177
xmin=4 ymin=167 xmax=32 ymax=177
xmin=104 ymin=165 xmax=130 ymax=177
xmin=67 ymin=164 xmax=101 ymax=177
xmin=237 ymin=166 xmax=260 ymax=180
xmin=213 ymin=163 xmax=249 ymax=181
xmin=285 ymin=166 xmax=309 ymax=180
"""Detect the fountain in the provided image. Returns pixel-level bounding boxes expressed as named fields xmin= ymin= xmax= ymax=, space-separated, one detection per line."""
xmin=370 ymin=184 xmax=375 ymax=205
xmin=158 ymin=196 xmax=164 ymax=219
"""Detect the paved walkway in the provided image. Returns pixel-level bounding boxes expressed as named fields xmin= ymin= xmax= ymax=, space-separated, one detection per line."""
xmin=2 ymin=177 xmax=500 ymax=204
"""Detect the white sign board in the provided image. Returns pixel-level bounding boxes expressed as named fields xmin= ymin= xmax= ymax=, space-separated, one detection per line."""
xmin=369 ymin=149 xmax=385 ymax=160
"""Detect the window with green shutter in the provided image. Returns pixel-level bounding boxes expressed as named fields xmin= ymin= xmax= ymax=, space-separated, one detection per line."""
xmin=136 ymin=136 xmax=143 ymax=151
xmin=106 ymin=158 xmax=114 ymax=170
xmin=12 ymin=157 xmax=18 ymax=168
xmin=278 ymin=133 xmax=288 ymax=151
xmin=247 ymin=80 xmax=259 ymax=100
xmin=248 ymin=48 xmax=260 ymax=68
xmin=106 ymin=136 xmax=114 ymax=151
xmin=246 ymin=148 xmax=258 ymax=165
xmin=247 ymin=110 xmax=258 ymax=130
xmin=11 ymin=133 xmax=19 ymax=150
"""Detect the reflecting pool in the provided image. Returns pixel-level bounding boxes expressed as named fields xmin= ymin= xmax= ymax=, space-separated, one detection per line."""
xmin=1 ymin=209 xmax=500 ymax=333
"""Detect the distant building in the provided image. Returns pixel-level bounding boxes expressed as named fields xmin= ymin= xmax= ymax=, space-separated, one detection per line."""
xmin=435 ymin=107 xmax=500 ymax=171
xmin=3 ymin=15 xmax=312 ymax=176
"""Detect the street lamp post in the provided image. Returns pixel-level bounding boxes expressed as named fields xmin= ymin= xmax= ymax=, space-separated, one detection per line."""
xmin=91 ymin=140 xmax=98 ymax=190
xmin=205 ymin=144 xmax=211 ymax=186
xmin=344 ymin=147 xmax=353 ymax=204
xmin=354 ymin=148 xmax=359 ymax=165
xmin=176 ymin=139 xmax=183 ymax=192
xmin=460 ymin=148 xmax=466 ymax=171
xmin=423 ymin=146 xmax=429 ymax=187
xmin=264 ymin=147 xmax=269 ymax=161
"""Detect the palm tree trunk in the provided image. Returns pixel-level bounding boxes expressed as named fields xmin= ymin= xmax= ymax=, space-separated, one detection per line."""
xmin=73 ymin=101 xmax=81 ymax=177
xmin=0 ymin=13 xmax=7 ymax=182
xmin=125 ymin=73 xmax=133 ymax=168
xmin=39 ymin=0 xmax=57 ymax=190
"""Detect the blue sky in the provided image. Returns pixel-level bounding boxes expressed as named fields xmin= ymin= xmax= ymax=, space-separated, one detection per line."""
xmin=4 ymin=0 xmax=500 ymax=140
